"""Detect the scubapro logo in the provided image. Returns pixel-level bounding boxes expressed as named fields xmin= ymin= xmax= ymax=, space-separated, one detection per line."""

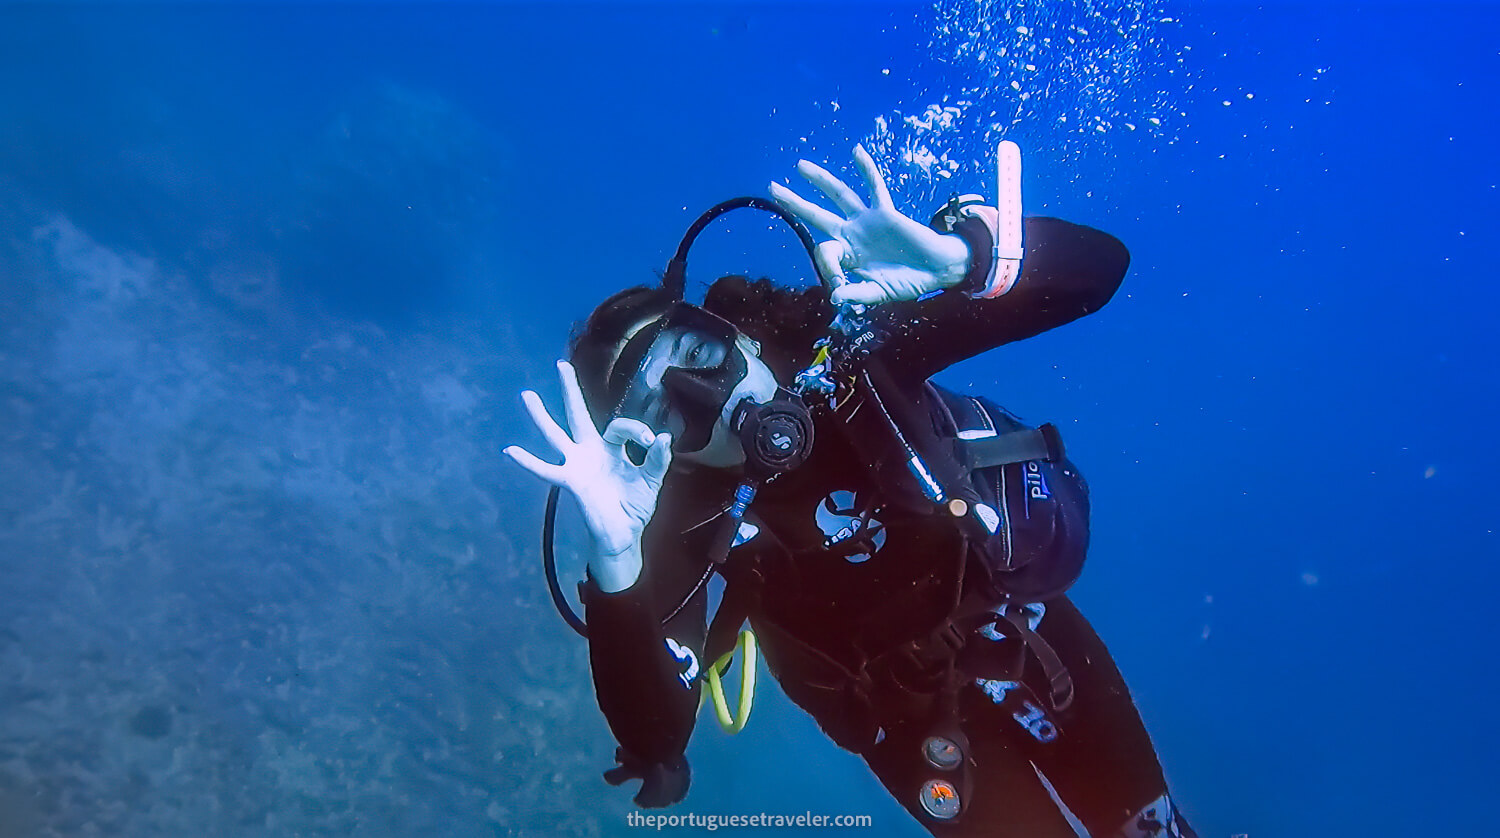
xmin=814 ymin=490 xmax=887 ymax=563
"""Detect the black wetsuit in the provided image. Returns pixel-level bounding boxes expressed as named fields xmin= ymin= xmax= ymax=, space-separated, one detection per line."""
xmin=581 ymin=217 xmax=1194 ymax=838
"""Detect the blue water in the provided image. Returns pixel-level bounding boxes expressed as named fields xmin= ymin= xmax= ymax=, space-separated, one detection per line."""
xmin=1 ymin=2 xmax=1496 ymax=836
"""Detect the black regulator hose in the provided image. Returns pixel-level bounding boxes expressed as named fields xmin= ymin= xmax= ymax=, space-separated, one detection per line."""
xmin=662 ymin=196 xmax=829 ymax=299
xmin=543 ymin=485 xmax=589 ymax=638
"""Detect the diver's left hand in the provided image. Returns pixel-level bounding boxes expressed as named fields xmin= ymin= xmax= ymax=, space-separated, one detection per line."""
xmin=770 ymin=144 xmax=970 ymax=307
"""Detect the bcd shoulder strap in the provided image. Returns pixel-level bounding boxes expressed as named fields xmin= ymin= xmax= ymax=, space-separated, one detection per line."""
xmin=926 ymin=382 xmax=1064 ymax=468
xmin=961 ymin=422 xmax=1064 ymax=467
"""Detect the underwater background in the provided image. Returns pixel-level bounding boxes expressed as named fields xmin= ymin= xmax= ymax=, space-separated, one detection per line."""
xmin=1 ymin=1 xmax=1496 ymax=835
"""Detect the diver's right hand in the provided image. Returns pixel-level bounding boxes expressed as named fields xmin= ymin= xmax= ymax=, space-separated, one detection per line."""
xmin=504 ymin=360 xmax=673 ymax=593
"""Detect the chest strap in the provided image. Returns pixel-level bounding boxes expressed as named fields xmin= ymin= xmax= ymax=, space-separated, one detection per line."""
xmin=996 ymin=608 xmax=1075 ymax=712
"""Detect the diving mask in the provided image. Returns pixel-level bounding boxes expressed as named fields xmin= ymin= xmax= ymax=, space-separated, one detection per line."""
xmin=604 ymin=302 xmax=752 ymax=454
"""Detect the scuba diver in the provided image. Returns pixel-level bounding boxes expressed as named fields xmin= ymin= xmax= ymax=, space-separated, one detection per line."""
xmin=504 ymin=142 xmax=1196 ymax=838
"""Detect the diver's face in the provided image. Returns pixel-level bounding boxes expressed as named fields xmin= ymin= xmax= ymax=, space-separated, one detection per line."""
xmin=615 ymin=326 xmax=779 ymax=468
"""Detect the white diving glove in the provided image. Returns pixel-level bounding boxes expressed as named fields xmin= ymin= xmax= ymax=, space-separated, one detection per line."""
xmin=504 ymin=360 xmax=673 ymax=594
xmin=770 ymin=142 xmax=1024 ymax=306
xmin=770 ymin=143 xmax=969 ymax=307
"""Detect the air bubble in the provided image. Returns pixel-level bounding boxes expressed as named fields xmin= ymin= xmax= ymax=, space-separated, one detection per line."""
xmin=819 ymin=0 xmax=1188 ymax=201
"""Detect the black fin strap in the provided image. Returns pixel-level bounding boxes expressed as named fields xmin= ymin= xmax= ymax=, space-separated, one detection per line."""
xmin=999 ymin=609 xmax=1075 ymax=712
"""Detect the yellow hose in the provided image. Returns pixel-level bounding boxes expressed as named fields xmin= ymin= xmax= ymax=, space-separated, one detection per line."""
xmin=700 ymin=629 xmax=757 ymax=734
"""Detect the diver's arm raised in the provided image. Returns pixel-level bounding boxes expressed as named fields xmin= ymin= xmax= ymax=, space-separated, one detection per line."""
xmin=504 ymin=360 xmax=702 ymax=807
xmin=770 ymin=141 xmax=1127 ymax=383
xmin=879 ymin=215 xmax=1129 ymax=382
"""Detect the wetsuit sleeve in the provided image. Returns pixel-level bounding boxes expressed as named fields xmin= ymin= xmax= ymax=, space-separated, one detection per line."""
xmin=576 ymin=479 xmax=714 ymax=808
xmin=878 ymin=216 xmax=1129 ymax=383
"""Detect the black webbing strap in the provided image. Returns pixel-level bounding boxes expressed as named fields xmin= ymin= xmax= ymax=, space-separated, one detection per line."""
xmin=703 ymin=566 xmax=763 ymax=670
xmin=959 ymin=422 xmax=1064 ymax=467
xmin=999 ymin=608 xmax=1075 ymax=712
